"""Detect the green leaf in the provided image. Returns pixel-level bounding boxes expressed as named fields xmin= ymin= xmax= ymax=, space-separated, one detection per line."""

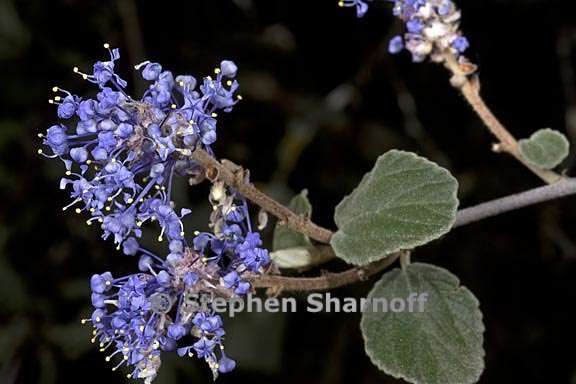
xmin=519 ymin=128 xmax=570 ymax=169
xmin=361 ymin=263 xmax=485 ymax=384
xmin=331 ymin=150 xmax=458 ymax=265
xmin=273 ymin=190 xmax=312 ymax=251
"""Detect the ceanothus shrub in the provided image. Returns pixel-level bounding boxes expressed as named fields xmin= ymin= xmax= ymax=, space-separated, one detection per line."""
xmin=38 ymin=1 xmax=574 ymax=383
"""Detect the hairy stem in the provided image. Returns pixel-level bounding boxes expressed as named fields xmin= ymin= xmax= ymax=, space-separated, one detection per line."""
xmin=189 ymin=147 xmax=333 ymax=244
xmin=250 ymin=253 xmax=403 ymax=291
xmin=444 ymin=54 xmax=563 ymax=185
xmin=454 ymin=178 xmax=576 ymax=227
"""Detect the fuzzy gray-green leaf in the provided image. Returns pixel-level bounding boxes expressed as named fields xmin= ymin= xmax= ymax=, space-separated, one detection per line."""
xmin=519 ymin=128 xmax=570 ymax=169
xmin=361 ymin=263 xmax=485 ymax=384
xmin=331 ymin=150 xmax=458 ymax=265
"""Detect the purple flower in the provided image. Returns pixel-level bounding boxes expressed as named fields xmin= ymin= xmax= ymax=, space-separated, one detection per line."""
xmin=184 ymin=272 xmax=199 ymax=286
xmin=193 ymin=312 xmax=223 ymax=333
xmin=90 ymin=146 xmax=108 ymax=161
xmin=156 ymin=270 xmax=171 ymax=285
xmin=220 ymin=60 xmax=238 ymax=78
xmin=142 ymin=62 xmax=163 ymax=81
xmin=57 ymin=96 xmax=77 ymax=119
xmin=93 ymin=61 xmax=113 ymax=86
xmin=138 ymin=255 xmax=153 ymax=271
xmin=389 ymin=35 xmax=405 ymax=54
xmin=43 ymin=125 xmax=68 ymax=155
xmin=240 ymin=247 xmax=271 ymax=272
xmin=452 ymin=36 xmax=470 ymax=53
xmin=96 ymin=87 xmax=122 ymax=110
xmin=407 ymin=19 xmax=423 ymax=33
xmin=235 ymin=281 xmax=251 ymax=295
xmin=90 ymin=272 xmax=113 ymax=293
xmin=168 ymin=323 xmax=187 ymax=340
xmin=90 ymin=46 xmax=127 ymax=88
xmin=222 ymin=271 xmax=240 ymax=289
xmin=339 ymin=0 xmax=370 ymax=17
xmin=193 ymin=337 xmax=215 ymax=359
xmin=91 ymin=293 xmax=106 ymax=308
xmin=218 ymin=353 xmax=237 ymax=373
xmin=97 ymin=131 xmax=117 ymax=151
xmin=122 ymin=237 xmax=139 ymax=256
xmin=77 ymin=99 xmax=96 ymax=121
xmin=115 ymin=122 xmax=133 ymax=138
xmin=70 ymin=147 xmax=88 ymax=163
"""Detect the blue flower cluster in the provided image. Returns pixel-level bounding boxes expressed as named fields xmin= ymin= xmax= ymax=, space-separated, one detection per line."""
xmin=41 ymin=45 xmax=270 ymax=382
xmin=340 ymin=0 xmax=472 ymax=65
xmin=86 ymin=245 xmax=234 ymax=381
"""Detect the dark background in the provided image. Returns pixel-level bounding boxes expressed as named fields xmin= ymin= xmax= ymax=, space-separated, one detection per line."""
xmin=1 ymin=0 xmax=576 ymax=383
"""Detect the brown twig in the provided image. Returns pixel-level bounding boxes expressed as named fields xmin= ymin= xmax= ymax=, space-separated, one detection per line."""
xmin=249 ymin=252 xmax=402 ymax=291
xmin=443 ymin=54 xmax=563 ymax=185
xmin=188 ymin=147 xmax=334 ymax=244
